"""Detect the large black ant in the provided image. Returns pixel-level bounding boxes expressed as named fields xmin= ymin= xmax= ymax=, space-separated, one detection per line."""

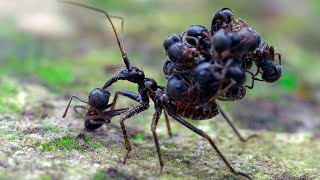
xmin=58 ymin=2 xmax=283 ymax=180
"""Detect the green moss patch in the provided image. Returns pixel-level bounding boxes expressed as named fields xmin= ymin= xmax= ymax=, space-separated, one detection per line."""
xmin=40 ymin=135 xmax=103 ymax=152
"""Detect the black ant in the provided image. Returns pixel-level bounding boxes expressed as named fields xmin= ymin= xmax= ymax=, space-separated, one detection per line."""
xmin=242 ymin=39 xmax=282 ymax=89
xmin=58 ymin=2 xmax=271 ymax=180
xmin=62 ymin=88 xmax=128 ymax=130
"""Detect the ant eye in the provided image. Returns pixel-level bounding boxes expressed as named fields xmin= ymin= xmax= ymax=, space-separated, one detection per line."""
xmin=166 ymin=77 xmax=188 ymax=101
xmin=88 ymin=88 xmax=110 ymax=110
xmin=168 ymin=42 xmax=187 ymax=62
xmin=211 ymin=29 xmax=231 ymax=53
xmin=163 ymin=34 xmax=182 ymax=51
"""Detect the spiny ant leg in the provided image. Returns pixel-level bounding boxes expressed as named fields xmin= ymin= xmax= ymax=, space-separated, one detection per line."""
xmin=151 ymin=106 xmax=164 ymax=173
xmin=218 ymin=105 xmax=257 ymax=142
xmin=168 ymin=113 xmax=252 ymax=180
xmin=120 ymin=104 xmax=149 ymax=164
xmin=164 ymin=111 xmax=173 ymax=138
xmin=109 ymin=90 xmax=141 ymax=119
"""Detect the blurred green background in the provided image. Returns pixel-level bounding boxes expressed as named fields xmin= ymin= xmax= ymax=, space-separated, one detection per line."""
xmin=0 ymin=0 xmax=320 ymax=134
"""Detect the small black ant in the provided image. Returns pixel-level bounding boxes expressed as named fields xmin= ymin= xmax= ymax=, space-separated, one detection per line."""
xmin=62 ymin=88 xmax=128 ymax=130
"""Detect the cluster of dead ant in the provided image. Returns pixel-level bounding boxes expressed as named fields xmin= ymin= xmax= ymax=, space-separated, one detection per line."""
xmin=61 ymin=2 xmax=282 ymax=179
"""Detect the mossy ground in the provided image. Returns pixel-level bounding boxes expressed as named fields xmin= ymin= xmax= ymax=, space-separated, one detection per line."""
xmin=0 ymin=82 xmax=319 ymax=180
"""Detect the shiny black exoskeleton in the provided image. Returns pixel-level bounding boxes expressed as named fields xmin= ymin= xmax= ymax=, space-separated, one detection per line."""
xmin=62 ymin=88 xmax=128 ymax=130
xmin=211 ymin=8 xmax=234 ymax=33
xmin=59 ymin=2 xmax=283 ymax=180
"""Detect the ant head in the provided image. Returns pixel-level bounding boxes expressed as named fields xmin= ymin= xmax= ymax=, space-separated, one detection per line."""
xmin=163 ymin=34 xmax=182 ymax=52
xmin=211 ymin=8 xmax=234 ymax=33
xmin=184 ymin=25 xmax=208 ymax=46
xmin=166 ymin=76 xmax=188 ymax=101
xmin=144 ymin=78 xmax=158 ymax=93
xmin=261 ymin=61 xmax=282 ymax=83
xmin=88 ymin=88 xmax=111 ymax=111
xmin=129 ymin=66 xmax=145 ymax=78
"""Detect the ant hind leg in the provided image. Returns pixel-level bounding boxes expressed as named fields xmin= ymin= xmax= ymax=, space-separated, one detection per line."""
xmin=168 ymin=113 xmax=252 ymax=179
xmin=218 ymin=105 xmax=257 ymax=142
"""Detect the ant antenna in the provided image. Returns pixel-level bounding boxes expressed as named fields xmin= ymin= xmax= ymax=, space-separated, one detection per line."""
xmin=58 ymin=1 xmax=131 ymax=70
xmin=63 ymin=95 xmax=88 ymax=118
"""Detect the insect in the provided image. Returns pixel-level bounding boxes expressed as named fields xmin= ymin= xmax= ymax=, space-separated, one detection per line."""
xmin=59 ymin=2 xmax=283 ymax=180
xmin=62 ymin=88 xmax=128 ymax=130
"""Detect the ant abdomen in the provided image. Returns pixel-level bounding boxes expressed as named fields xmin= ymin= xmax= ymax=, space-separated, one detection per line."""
xmin=163 ymin=34 xmax=182 ymax=52
xmin=227 ymin=63 xmax=246 ymax=85
xmin=261 ymin=62 xmax=282 ymax=83
xmin=167 ymin=42 xmax=188 ymax=63
xmin=193 ymin=62 xmax=215 ymax=84
xmin=84 ymin=120 xmax=104 ymax=130
xmin=166 ymin=76 xmax=189 ymax=101
xmin=211 ymin=29 xmax=232 ymax=54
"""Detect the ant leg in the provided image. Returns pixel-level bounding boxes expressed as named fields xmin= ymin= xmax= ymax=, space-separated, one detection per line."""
xmin=217 ymin=105 xmax=257 ymax=142
xmin=73 ymin=105 xmax=86 ymax=117
xmin=244 ymin=70 xmax=255 ymax=89
xmin=208 ymin=80 xmax=236 ymax=102
xmin=163 ymin=111 xmax=173 ymax=138
xmin=168 ymin=113 xmax=252 ymax=180
xmin=275 ymin=53 xmax=282 ymax=65
xmin=151 ymin=106 xmax=164 ymax=173
xmin=120 ymin=104 xmax=149 ymax=164
xmin=63 ymin=95 xmax=88 ymax=118
xmin=108 ymin=91 xmax=141 ymax=124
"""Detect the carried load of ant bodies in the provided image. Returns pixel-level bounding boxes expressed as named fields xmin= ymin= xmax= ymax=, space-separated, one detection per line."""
xmin=163 ymin=8 xmax=282 ymax=110
xmin=61 ymin=2 xmax=282 ymax=179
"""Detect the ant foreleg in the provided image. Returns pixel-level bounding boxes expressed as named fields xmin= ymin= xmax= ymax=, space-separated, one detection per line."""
xmin=218 ymin=105 xmax=257 ymax=142
xmin=73 ymin=105 xmax=86 ymax=117
xmin=151 ymin=105 xmax=164 ymax=173
xmin=168 ymin=113 xmax=252 ymax=180
xmin=120 ymin=104 xmax=149 ymax=164
xmin=63 ymin=95 xmax=88 ymax=118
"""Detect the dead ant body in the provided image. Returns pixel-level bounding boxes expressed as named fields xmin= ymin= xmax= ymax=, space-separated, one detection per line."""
xmin=58 ymin=2 xmax=283 ymax=180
